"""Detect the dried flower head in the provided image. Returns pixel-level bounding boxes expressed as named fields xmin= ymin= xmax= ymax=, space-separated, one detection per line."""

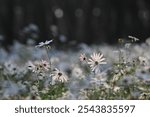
xmin=88 ymin=52 xmax=107 ymax=73
xmin=51 ymin=68 xmax=68 ymax=82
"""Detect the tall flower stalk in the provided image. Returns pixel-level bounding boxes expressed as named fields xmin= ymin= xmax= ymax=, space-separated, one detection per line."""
xmin=36 ymin=40 xmax=53 ymax=71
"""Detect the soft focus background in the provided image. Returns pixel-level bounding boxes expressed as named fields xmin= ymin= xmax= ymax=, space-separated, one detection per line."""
xmin=0 ymin=0 xmax=150 ymax=47
xmin=0 ymin=0 xmax=150 ymax=100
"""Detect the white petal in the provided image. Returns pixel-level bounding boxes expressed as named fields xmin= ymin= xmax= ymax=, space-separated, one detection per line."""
xmin=99 ymin=58 xmax=105 ymax=62
xmin=100 ymin=61 xmax=107 ymax=64
xmin=99 ymin=53 xmax=104 ymax=59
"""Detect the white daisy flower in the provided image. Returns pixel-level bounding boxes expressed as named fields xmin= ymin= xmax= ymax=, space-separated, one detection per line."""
xmin=27 ymin=61 xmax=36 ymax=71
xmin=138 ymin=56 xmax=148 ymax=66
xmin=128 ymin=36 xmax=139 ymax=42
xmin=35 ymin=40 xmax=53 ymax=48
xmin=88 ymin=52 xmax=107 ymax=73
xmin=51 ymin=68 xmax=68 ymax=83
xmin=41 ymin=60 xmax=50 ymax=71
xmin=27 ymin=61 xmax=41 ymax=73
xmin=27 ymin=60 xmax=50 ymax=73
xmin=79 ymin=53 xmax=87 ymax=62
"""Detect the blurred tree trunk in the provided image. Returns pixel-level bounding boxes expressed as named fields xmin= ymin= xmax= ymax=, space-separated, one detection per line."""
xmin=0 ymin=0 xmax=150 ymax=47
xmin=0 ymin=0 xmax=14 ymax=46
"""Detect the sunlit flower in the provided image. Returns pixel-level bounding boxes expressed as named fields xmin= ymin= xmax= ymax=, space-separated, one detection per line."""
xmin=27 ymin=60 xmax=50 ymax=73
xmin=27 ymin=61 xmax=36 ymax=72
xmin=138 ymin=56 xmax=148 ymax=66
xmin=27 ymin=61 xmax=41 ymax=73
xmin=51 ymin=68 xmax=68 ymax=82
xmin=88 ymin=52 xmax=107 ymax=73
xmin=128 ymin=35 xmax=139 ymax=42
xmin=41 ymin=60 xmax=50 ymax=71
xmin=79 ymin=53 xmax=87 ymax=62
xmin=35 ymin=40 xmax=53 ymax=48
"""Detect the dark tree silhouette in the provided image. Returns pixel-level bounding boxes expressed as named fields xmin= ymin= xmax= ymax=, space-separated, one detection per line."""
xmin=0 ymin=0 xmax=150 ymax=47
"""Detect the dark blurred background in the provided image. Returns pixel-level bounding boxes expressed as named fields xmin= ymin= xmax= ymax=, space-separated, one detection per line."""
xmin=0 ymin=0 xmax=150 ymax=47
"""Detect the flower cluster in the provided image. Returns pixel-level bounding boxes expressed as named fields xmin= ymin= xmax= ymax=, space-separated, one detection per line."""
xmin=79 ymin=52 xmax=107 ymax=73
xmin=28 ymin=60 xmax=50 ymax=73
xmin=0 ymin=36 xmax=150 ymax=100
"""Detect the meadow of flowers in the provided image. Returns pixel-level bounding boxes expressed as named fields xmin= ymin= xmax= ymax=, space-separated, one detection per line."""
xmin=0 ymin=36 xmax=150 ymax=100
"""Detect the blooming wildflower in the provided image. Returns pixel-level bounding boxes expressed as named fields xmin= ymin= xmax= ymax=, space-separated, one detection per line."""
xmin=138 ymin=56 xmax=148 ymax=66
xmin=128 ymin=36 xmax=139 ymax=42
xmin=79 ymin=53 xmax=87 ymax=62
xmin=88 ymin=52 xmax=107 ymax=73
xmin=27 ymin=61 xmax=41 ymax=73
xmin=27 ymin=60 xmax=50 ymax=73
xmin=27 ymin=61 xmax=36 ymax=72
xmin=34 ymin=61 xmax=44 ymax=71
xmin=35 ymin=40 xmax=53 ymax=48
xmin=41 ymin=60 xmax=50 ymax=71
xmin=51 ymin=68 xmax=68 ymax=82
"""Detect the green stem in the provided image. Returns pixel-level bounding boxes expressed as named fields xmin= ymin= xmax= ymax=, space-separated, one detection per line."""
xmin=45 ymin=48 xmax=52 ymax=72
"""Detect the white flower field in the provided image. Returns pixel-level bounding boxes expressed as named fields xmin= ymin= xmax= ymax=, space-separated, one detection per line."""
xmin=0 ymin=37 xmax=150 ymax=100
